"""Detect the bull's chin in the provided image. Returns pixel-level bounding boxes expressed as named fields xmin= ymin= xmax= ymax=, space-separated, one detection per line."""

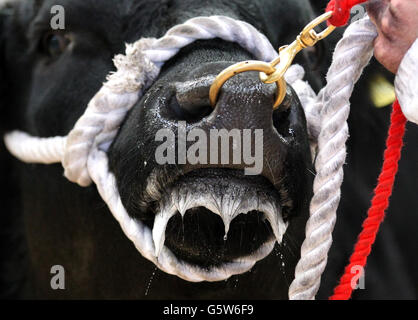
xmin=148 ymin=169 xmax=288 ymax=269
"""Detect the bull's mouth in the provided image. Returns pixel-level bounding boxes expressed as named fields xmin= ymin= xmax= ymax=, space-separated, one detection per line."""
xmin=146 ymin=168 xmax=288 ymax=268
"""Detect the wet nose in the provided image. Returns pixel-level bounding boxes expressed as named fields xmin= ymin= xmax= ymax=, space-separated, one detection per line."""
xmin=170 ymin=61 xmax=292 ymax=183
xmin=173 ymin=62 xmax=280 ymax=128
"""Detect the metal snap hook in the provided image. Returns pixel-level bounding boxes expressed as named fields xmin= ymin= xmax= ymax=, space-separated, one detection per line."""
xmin=209 ymin=12 xmax=336 ymax=110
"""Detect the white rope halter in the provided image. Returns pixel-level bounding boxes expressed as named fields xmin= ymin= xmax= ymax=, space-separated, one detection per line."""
xmin=4 ymin=15 xmax=377 ymax=299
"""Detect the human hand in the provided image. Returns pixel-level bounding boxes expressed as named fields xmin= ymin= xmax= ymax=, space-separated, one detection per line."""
xmin=367 ymin=0 xmax=418 ymax=74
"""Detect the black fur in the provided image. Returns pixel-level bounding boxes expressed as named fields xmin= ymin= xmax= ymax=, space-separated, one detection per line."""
xmin=1 ymin=3 xmax=27 ymax=300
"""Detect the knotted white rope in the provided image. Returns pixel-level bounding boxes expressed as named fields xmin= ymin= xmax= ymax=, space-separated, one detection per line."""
xmin=288 ymin=17 xmax=377 ymax=300
xmin=3 ymin=15 xmax=377 ymax=298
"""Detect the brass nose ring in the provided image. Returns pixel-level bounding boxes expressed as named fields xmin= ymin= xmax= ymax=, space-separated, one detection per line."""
xmin=209 ymin=60 xmax=287 ymax=110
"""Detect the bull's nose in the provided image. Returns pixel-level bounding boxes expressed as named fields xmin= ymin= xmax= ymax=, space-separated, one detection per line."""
xmin=166 ymin=61 xmax=296 ymax=186
xmin=172 ymin=62 xmax=279 ymax=128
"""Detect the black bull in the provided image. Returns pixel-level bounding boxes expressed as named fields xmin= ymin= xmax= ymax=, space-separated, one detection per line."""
xmin=0 ymin=0 xmax=417 ymax=299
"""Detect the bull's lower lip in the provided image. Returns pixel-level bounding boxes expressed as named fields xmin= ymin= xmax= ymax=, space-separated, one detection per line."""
xmin=148 ymin=169 xmax=288 ymax=267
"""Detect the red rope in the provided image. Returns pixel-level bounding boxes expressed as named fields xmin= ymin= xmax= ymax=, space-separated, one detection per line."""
xmin=330 ymin=101 xmax=407 ymax=300
xmin=326 ymin=0 xmax=368 ymax=26
xmin=324 ymin=0 xmax=408 ymax=300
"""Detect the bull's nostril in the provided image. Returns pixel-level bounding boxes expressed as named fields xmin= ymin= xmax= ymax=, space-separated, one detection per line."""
xmin=273 ymin=107 xmax=291 ymax=137
xmin=272 ymin=91 xmax=294 ymax=138
xmin=168 ymin=94 xmax=212 ymax=123
xmin=171 ymin=77 xmax=214 ymax=123
xmin=272 ymin=85 xmax=297 ymax=138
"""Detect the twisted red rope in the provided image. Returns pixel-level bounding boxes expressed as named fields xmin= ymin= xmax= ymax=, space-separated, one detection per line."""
xmin=326 ymin=0 xmax=368 ymax=26
xmin=330 ymin=101 xmax=407 ymax=300
xmin=324 ymin=0 xmax=408 ymax=300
